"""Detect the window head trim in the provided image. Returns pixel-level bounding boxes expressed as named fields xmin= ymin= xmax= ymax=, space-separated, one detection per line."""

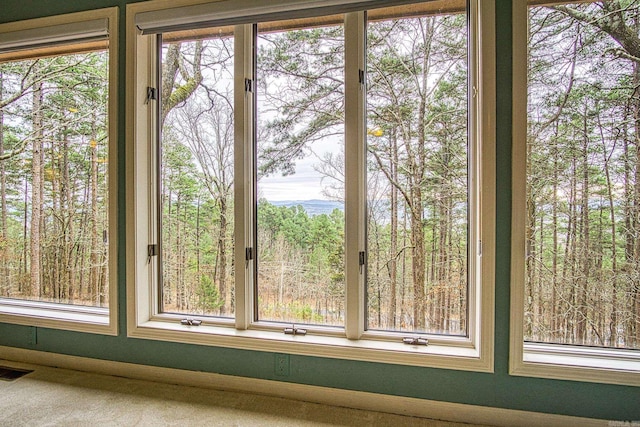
xmin=135 ymin=0 xmax=465 ymax=35
xmin=0 ymin=18 xmax=109 ymax=53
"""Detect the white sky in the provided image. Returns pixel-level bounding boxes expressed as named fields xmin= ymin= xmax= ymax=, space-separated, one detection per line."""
xmin=258 ymin=146 xmax=340 ymax=201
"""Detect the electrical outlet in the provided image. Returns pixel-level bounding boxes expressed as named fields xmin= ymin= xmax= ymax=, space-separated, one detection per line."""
xmin=275 ymin=353 xmax=290 ymax=377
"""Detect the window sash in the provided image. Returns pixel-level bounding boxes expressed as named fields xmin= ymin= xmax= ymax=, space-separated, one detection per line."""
xmin=155 ymin=8 xmax=477 ymax=340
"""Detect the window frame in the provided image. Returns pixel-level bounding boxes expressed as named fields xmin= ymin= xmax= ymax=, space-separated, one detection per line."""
xmin=0 ymin=8 xmax=119 ymax=336
xmin=509 ymin=0 xmax=640 ymax=387
xmin=126 ymin=0 xmax=495 ymax=371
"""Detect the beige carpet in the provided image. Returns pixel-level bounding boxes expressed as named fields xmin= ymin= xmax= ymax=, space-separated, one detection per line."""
xmin=0 ymin=361 xmax=487 ymax=426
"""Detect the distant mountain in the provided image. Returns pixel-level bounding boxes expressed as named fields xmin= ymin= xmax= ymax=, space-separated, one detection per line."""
xmin=270 ymin=199 xmax=344 ymax=216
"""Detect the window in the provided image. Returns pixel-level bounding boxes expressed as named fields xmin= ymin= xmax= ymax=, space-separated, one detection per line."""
xmin=511 ymin=0 xmax=640 ymax=386
xmin=159 ymin=30 xmax=236 ymax=319
xmin=0 ymin=9 xmax=118 ymax=334
xmin=127 ymin=0 xmax=495 ymax=370
xmin=255 ymin=19 xmax=346 ymax=327
xmin=366 ymin=9 xmax=469 ymax=335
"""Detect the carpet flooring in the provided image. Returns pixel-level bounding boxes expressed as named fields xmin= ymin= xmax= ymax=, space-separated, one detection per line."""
xmin=0 ymin=361 xmax=488 ymax=426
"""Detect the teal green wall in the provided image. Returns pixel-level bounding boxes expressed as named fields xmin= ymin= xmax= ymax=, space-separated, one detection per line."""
xmin=0 ymin=1 xmax=638 ymax=421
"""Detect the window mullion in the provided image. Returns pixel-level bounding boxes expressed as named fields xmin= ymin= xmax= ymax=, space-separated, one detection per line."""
xmin=234 ymin=23 xmax=256 ymax=330
xmin=344 ymin=11 xmax=366 ymax=340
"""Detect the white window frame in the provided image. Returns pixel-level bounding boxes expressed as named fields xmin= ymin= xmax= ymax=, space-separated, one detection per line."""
xmin=126 ymin=0 xmax=495 ymax=371
xmin=0 ymin=8 xmax=119 ymax=336
xmin=509 ymin=0 xmax=640 ymax=387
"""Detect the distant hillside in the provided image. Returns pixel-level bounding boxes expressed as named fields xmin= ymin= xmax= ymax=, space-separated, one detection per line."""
xmin=270 ymin=199 xmax=344 ymax=216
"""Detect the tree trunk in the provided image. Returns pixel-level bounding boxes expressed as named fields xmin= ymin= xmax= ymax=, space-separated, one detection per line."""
xmin=389 ymin=128 xmax=398 ymax=328
xmin=218 ymin=197 xmax=228 ymax=315
xmin=576 ymin=112 xmax=590 ymax=345
xmin=0 ymin=72 xmax=6 ymax=295
xmin=30 ymin=80 xmax=43 ymax=298
xmin=89 ymin=134 xmax=99 ymax=304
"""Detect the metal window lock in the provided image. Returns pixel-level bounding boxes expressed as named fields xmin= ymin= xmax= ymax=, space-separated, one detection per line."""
xmin=284 ymin=325 xmax=307 ymax=336
xmin=181 ymin=319 xmax=202 ymax=326
xmin=402 ymin=337 xmax=428 ymax=346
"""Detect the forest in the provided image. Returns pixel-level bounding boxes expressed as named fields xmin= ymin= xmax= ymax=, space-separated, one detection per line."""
xmin=1 ymin=1 xmax=639 ymax=348
xmin=526 ymin=1 xmax=640 ymax=349
xmin=0 ymin=49 xmax=110 ymax=307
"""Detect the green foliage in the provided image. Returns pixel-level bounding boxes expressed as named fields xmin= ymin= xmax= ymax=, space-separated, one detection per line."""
xmin=196 ymin=275 xmax=223 ymax=314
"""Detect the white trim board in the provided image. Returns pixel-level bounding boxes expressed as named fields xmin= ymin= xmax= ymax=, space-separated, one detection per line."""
xmin=0 ymin=346 xmax=605 ymax=427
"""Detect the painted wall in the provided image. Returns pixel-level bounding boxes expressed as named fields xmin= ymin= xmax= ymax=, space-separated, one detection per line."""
xmin=0 ymin=0 xmax=638 ymax=421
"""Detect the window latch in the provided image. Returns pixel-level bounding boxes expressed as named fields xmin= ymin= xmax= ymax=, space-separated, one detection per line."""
xmin=181 ymin=319 xmax=202 ymax=326
xmin=358 ymin=69 xmax=365 ymax=85
xmin=147 ymin=244 xmax=158 ymax=264
xmin=284 ymin=325 xmax=307 ymax=336
xmin=245 ymin=247 xmax=253 ymax=269
xmin=145 ymin=86 xmax=157 ymax=104
xmin=245 ymin=78 xmax=253 ymax=93
xmin=359 ymin=251 xmax=366 ymax=274
xmin=402 ymin=337 xmax=428 ymax=346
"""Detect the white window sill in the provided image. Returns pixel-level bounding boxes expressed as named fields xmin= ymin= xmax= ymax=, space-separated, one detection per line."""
xmin=128 ymin=318 xmax=491 ymax=372
xmin=0 ymin=298 xmax=115 ymax=335
xmin=512 ymin=342 xmax=640 ymax=387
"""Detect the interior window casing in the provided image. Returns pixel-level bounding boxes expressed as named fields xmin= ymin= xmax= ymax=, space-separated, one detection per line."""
xmin=509 ymin=0 xmax=640 ymax=387
xmin=0 ymin=8 xmax=119 ymax=335
xmin=126 ymin=0 xmax=495 ymax=371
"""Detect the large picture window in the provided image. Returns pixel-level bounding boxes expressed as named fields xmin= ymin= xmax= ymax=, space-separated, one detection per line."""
xmin=0 ymin=9 xmax=118 ymax=334
xmin=511 ymin=0 xmax=640 ymax=386
xmin=128 ymin=0 xmax=495 ymax=370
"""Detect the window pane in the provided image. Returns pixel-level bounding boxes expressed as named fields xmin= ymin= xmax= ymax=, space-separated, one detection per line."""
xmin=0 ymin=48 xmax=109 ymax=307
xmin=526 ymin=1 xmax=640 ymax=349
xmin=160 ymin=34 xmax=235 ymax=317
xmin=366 ymin=7 xmax=468 ymax=334
xmin=256 ymin=21 xmax=345 ymax=327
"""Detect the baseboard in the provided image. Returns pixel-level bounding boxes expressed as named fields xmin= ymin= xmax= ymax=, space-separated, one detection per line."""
xmin=0 ymin=346 xmax=605 ymax=427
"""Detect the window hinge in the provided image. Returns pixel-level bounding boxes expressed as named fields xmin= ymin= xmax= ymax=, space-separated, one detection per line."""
xmin=180 ymin=318 xmax=202 ymax=326
xmin=245 ymin=78 xmax=253 ymax=92
xmin=145 ymin=86 xmax=157 ymax=104
xmin=403 ymin=337 xmax=428 ymax=346
xmin=147 ymin=244 xmax=158 ymax=264
xmin=358 ymin=69 xmax=365 ymax=85
xmin=284 ymin=325 xmax=307 ymax=336
xmin=359 ymin=251 xmax=366 ymax=274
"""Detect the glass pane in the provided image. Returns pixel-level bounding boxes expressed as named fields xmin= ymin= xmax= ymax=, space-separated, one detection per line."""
xmin=160 ymin=34 xmax=235 ymax=317
xmin=256 ymin=20 xmax=345 ymax=327
xmin=526 ymin=1 xmax=640 ymax=349
xmin=0 ymin=48 xmax=109 ymax=307
xmin=366 ymin=7 xmax=468 ymax=334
